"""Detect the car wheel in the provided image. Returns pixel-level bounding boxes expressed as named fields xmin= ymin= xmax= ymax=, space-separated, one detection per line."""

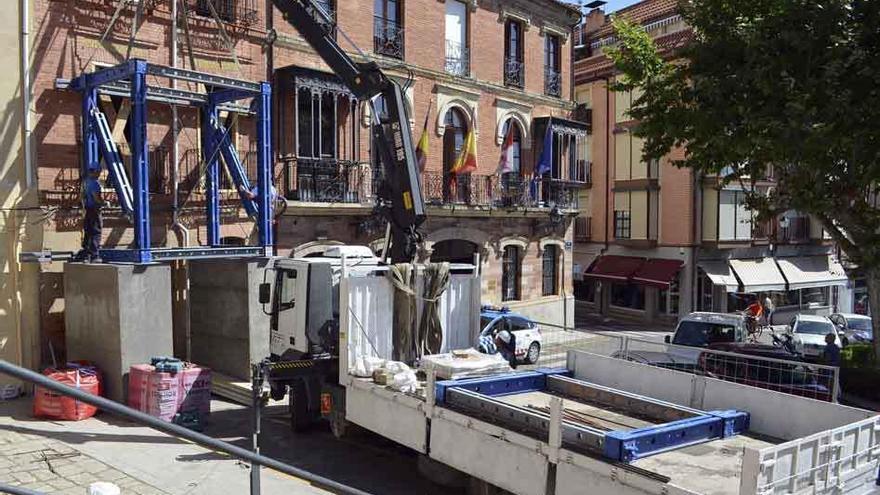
xmin=525 ymin=342 xmax=541 ymax=364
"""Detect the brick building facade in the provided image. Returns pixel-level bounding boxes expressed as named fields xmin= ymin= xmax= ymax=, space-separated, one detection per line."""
xmin=12 ymin=0 xmax=584 ymax=366
xmin=573 ymin=0 xmax=850 ymax=326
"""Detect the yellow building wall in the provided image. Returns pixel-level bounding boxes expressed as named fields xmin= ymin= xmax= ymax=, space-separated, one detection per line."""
xmin=630 ymin=135 xmax=647 ymax=179
xmin=630 ymin=191 xmax=648 ymax=239
xmin=615 ymin=131 xmax=629 ymax=180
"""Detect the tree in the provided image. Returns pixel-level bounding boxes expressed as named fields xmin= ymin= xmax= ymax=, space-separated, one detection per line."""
xmin=607 ymin=0 xmax=880 ymax=359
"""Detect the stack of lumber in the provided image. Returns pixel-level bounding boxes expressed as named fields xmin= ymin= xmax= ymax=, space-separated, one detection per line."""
xmin=211 ymin=372 xmax=253 ymax=405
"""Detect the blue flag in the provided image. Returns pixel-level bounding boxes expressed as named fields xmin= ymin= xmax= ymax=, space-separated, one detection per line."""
xmin=535 ymin=123 xmax=553 ymax=176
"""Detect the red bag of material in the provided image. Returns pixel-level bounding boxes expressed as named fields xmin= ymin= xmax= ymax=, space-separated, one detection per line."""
xmin=33 ymin=362 xmax=102 ymax=421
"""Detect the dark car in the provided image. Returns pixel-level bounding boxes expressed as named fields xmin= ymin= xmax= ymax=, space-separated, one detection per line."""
xmin=829 ymin=313 xmax=874 ymax=346
xmin=697 ymin=342 xmax=832 ymax=402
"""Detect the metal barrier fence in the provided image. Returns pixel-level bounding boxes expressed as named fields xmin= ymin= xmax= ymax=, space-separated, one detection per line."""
xmin=531 ymin=322 xmax=840 ymax=402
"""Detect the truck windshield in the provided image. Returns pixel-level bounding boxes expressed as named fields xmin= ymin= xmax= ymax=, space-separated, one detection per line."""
xmin=796 ymin=321 xmax=834 ymax=335
xmin=673 ymin=321 xmax=737 ymax=347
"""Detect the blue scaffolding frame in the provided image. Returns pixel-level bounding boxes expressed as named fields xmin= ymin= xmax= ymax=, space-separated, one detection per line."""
xmin=70 ymin=59 xmax=274 ymax=263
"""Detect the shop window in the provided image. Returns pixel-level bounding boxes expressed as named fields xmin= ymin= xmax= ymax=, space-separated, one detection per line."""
xmin=502 ymin=245 xmax=522 ymax=301
xmin=697 ymin=269 xmax=714 ymax=312
xmin=611 ymin=283 xmax=645 ymax=311
xmin=659 ymin=275 xmax=681 ymax=316
xmin=542 ymin=245 xmax=559 ymax=296
xmin=574 ymin=279 xmax=597 ymax=303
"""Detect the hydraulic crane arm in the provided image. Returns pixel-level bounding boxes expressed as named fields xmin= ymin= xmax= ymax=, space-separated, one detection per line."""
xmin=272 ymin=0 xmax=426 ymax=263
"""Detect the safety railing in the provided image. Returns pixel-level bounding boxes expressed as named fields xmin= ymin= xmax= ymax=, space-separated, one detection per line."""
xmin=503 ymin=57 xmax=525 ymax=88
xmin=544 ymin=67 xmax=562 ymax=97
xmin=530 ymin=322 xmax=840 ymax=402
xmin=0 ymin=359 xmax=371 ymax=495
xmin=373 ymin=16 xmax=405 ymax=59
xmin=417 ymin=173 xmax=581 ymax=210
xmin=191 ymin=0 xmax=259 ymax=26
xmin=282 ymin=157 xmax=373 ymax=204
xmin=445 ymin=40 xmax=470 ymax=77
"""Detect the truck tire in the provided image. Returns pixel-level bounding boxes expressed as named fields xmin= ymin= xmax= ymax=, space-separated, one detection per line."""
xmin=329 ymin=413 xmax=349 ymax=439
xmin=525 ymin=342 xmax=541 ymax=364
xmin=289 ymin=378 xmax=311 ymax=432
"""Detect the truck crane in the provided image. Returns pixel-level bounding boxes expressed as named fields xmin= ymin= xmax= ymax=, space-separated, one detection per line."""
xmin=253 ymin=0 xmax=433 ymax=432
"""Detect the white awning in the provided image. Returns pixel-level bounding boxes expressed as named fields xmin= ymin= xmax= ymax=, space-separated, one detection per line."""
xmin=729 ymin=258 xmax=787 ymax=292
xmin=776 ymin=256 xmax=849 ymax=290
xmin=698 ymin=260 xmax=739 ymax=291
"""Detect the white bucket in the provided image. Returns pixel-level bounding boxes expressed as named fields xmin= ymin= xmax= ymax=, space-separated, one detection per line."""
xmin=88 ymin=482 xmax=121 ymax=495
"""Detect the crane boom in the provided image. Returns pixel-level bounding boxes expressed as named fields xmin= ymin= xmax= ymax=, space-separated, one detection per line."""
xmin=272 ymin=0 xmax=426 ymax=263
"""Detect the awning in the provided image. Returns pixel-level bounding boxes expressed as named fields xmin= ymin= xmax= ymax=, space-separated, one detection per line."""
xmin=632 ymin=259 xmax=683 ymax=289
xmin=776 ymin=256 xmax=849 ymax=290
xmin=584 ymin=255 xmax=645 ymax=282
xmin=698 ymin=260 xmax=739 ymax=291
xmin=729 ymin=258 xmax=787 ymax=292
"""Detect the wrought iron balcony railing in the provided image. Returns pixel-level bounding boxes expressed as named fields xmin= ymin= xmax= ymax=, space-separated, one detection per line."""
xmin=504 ymin=57 xmax=525 ymax=88
xmin=282 ymin=157 xmax=373 ymax=204
xmin=418 ymin=172 xmax=579 ymax=210
xmin=445 ymin=40 xmax=470 ymax=77
xmin=374 ymin=16 xmax=405 ymax=59
xmin=544 ymin=67 xmax=562 ymax=97
xmin=192 ymin=0 xmax=258 ymax=26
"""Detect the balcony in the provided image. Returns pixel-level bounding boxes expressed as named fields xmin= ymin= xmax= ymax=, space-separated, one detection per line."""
xmin=192 ymin=0 xmax=258 ymax=26
xmin=282 ymin=157 xmax=373 ymax=204
xmin=779 ymin=216 xmax=810 ymax=243
xmin=374 ymin=16 xmax=405 ymax=59
xmin=445 ymin=40 xmax=470 ymax=77
xmin=419 ymin=172 xmax=579 ymax=210
xmin=504 ymin=57 xmax=525 ymax=88
xmin=544 ymin=67 xmax=562 ymax=97
xmin=574 ymin=216 xmax=592 ymax=242
xmin=571 ymin=160 xmax=592 ymax=185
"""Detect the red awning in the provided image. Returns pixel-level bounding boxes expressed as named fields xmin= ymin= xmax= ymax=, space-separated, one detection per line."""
xmin=632 ymin=259 xmax=684 ymax=289
xmin=584 ymin=256 xmax=646 ymax=282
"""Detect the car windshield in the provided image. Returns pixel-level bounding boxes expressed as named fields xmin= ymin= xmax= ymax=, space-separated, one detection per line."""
xmin=480 ymin=316 xmax=496 ymax=335
xmin=796 ymin=320 xmax=834 ymax=335
xmin=673 ymin=321 xmax=737 ymax=347
xmin=847 ymin=318 xmax=873 ymax=332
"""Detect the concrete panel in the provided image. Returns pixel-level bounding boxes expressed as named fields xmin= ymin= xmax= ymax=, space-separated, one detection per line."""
xmin=64 ymin=263 xmax=173 ymax=402
xmin=189 ymin=258 xmax=271 ymax=380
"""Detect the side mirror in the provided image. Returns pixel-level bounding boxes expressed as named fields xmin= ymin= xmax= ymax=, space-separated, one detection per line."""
xmin=664 ymin=335 xmax=671 ymax=344
xmin=258 ymin=283 xmax=271 ymax=304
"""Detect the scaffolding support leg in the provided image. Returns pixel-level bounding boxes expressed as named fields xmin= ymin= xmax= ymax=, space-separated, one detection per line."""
xmin=202 ymin=103 xmax=221 ymax=247
xmin=82 ymin=87 xmax=99 ymax=177
xmin=129 ymin=60 xmax=152 ymax=262
xmin=256 ymin=82 xmax=273 ymax=249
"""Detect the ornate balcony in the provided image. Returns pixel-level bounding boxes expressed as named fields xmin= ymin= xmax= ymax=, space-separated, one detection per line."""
xmin=445 ymin=40 xmax=470 ymax=77
xmin=374 ymin=16 xmax=405 ymax=59
xmin=418 ymin=172 xmax=579 ymax=210
xmin=504 ymin=57 xmax=525 ymax=88
xmin=544 ymin=67 xmax=562 ymax=97
xmin=282 ymin=157 xmax=373 ymax=204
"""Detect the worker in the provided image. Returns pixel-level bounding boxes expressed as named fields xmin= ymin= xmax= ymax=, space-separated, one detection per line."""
xmin=763 ymin=294 xmax=775 ymax=326
xmin=822 ymin=333 xmax=841 ymax=367
xmin=494 ymin=329 xmax=518 ymax=369
xmin=78 ymin=169 xmax=104 ymax=263
xmin=239 ymin=182 xmax=278 ymax=210
xmin=745 ymin=297 xmax=764 ymax=335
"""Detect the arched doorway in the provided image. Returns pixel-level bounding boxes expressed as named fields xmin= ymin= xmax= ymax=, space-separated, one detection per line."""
xmin=500 ymin=118 xmax=523 ymax=206
xmin=442 ymin=107 xmax=469 ymax=203
xmin=430 ymin=239 xmax=478 ymax=265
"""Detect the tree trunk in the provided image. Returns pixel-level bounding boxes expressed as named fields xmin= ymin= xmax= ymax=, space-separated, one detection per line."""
xmin=865 ymin=268 xmax=880 ymax=363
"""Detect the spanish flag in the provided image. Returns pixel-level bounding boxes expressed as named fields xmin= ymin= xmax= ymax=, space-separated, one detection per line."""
xmin=415 ymin=121 xmax=429 ymax=173
xmin=450 ymin=128 xmax=477 ymax=176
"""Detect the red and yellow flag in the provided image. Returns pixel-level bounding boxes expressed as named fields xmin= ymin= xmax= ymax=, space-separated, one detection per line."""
xmin=415 ymin=106 xmax=431 ymax=173
xmin=450 ymin=128 xmax=477 ymax=176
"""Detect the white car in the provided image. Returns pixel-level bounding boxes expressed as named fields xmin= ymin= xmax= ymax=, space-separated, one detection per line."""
xmin=786 ymin=314 xmax=842 ymax=359
xmin=477 ymin=308 xmax=543 ymax=364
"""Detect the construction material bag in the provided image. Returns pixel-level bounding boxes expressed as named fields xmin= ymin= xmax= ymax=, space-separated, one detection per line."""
xmin=33 ymin=362 xmax=102 ymax=421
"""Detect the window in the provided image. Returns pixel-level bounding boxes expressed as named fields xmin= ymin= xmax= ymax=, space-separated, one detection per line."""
xmin=611 ymin=283 xmax=645 ymax=310
xmin=502 ymin=245 xmax=521 ymax=301
xmin=443 ymin=107 xmax=469 ymax=202
xmin=374 ymin=0 xmax=404 ymax=58
xmin=196 ymin=0 xmax=234 ymax=22
xmin=542 ymin=245 xmax=559 ymax=296
xmin=614 ymin=210 xmax=631 ymax=239
xmin=719 ymin=189 xmax=752 ymax=241
xmin=297 ymin=89 xmax=337 ymax=158
xmin=659 ymin=274 xmax=681 ymax=316
xmin=672 ymin=321 xmax=736 ymax=347
xmin=544 ymin=34 xmax=561 ymax=96
xmin=445 ymin=0 xmax=469 ymax=76
xmin=500 ymin=119 xmax=522 ymax=174
xmin=504 ymin=20 xmax=524 ymax=87
xmin=697 ymin=269 xmax=714 ymax=311
xmin=507 ymin=316 xmax=534 ymax=331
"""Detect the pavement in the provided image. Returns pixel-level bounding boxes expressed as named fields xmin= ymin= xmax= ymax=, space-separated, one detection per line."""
xmin=0 ymin=396 xmax=453 ymax=495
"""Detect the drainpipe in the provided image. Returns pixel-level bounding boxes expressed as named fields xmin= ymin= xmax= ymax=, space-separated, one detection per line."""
xmin=21 ymin=0 xmax=32 ymax=188
xmin=603 ymin=78 xmax=611 ymax=250
xmin=171 ymin=0 xmax=189 ymax=246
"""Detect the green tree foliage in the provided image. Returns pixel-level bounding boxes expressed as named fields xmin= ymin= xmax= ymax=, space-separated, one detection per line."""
xmin=607 ymin=0 xmax=880 ymax=358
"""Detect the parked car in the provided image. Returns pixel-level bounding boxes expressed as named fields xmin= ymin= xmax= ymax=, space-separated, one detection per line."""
xmin=829 ymin=313 xmax=873 ymax=345
xmin=697 ymin=342 xmax=832 ymax=402
xmin=786 ymin=314 xmax=842 ymax=360
xmin=476 ymin=306 xmax=542 ymax=364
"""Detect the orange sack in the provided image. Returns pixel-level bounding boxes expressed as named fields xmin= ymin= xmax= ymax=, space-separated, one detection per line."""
xmin=33 ymin=363 xmax=102 ymax=421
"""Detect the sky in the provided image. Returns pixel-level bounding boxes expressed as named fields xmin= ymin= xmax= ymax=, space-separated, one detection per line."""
xmin=602 ymin=0 xmax=642 ymax=13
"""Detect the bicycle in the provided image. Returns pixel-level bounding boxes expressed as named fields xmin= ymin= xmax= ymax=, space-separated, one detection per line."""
xmin=743 ymin=314 xmax=770 ymax=343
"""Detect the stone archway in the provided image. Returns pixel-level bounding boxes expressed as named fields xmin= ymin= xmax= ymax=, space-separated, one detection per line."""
xmin=430 ymin=239 xmax=479 ymax=264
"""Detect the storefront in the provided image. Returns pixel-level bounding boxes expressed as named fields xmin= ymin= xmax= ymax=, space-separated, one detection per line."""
xmin=583 ymin=255 xmax=684 ymax=324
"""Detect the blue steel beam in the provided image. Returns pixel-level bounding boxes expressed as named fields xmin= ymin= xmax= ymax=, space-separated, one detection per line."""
xmin=129 ymin=59 xmax=152 ymax=263
xmin=434 ymin=368 xmax=570 ymax=405
xmin=81 ymin=88 xmax=99 ymax=176
xmin=202 ymin=106 xmax=257 ymax=217
xmin=71 ymin=59 xmax=137 ymax=91
xmin=202 ymin=105 xmax=221 ymax=247
xmin=90 ymin=105 xmax=135 ymax=215
xmin=255 ymin=82 xmax=273 ymax=248
xmin=209 ymin=88 xmax=258 ymax=105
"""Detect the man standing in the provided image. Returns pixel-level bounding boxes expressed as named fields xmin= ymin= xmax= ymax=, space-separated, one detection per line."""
xmin=81 ymin=169 xmax=104 ymax=262
xmin=494 ymin=329 xmax=518 ymax=370
xmin=763 ymin=294 xmax=775 ymax=326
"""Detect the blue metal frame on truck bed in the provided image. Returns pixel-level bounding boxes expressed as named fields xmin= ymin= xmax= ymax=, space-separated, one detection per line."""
xmin=435 ymin=369 xmax=750 ymax=463
xmin=68 ymin=59 xmax=273 ymax=263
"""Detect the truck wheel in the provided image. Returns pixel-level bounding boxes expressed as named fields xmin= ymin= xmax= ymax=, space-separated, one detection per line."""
xmin=525 ymin=342 xmax=541 ymax=364
xmin=288 ymin=379 xmax=311 ymax=432
xmin=329 ymin=414 xmax=349 ymax=439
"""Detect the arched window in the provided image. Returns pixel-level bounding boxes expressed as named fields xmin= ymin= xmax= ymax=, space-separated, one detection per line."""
xmin=443 ymin=107 xmax=469 ymax=202
xmin=502 ymin=245 xmax=522 ymax=301
xmin=542 ymin=245 xmax=559 ymax=296
xmin=501 ymin=118 xmax=523 ymax=175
